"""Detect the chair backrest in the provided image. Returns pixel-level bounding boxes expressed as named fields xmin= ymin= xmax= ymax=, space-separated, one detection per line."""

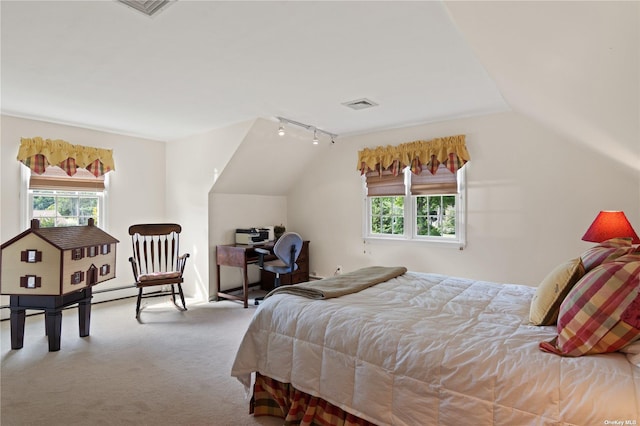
xmin=272 ymin=232 xmax=303 ymax=270
xmin=129 ymin=223 xmax=182 ymax=275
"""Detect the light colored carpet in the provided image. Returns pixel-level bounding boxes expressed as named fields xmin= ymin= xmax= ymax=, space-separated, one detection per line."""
xmin=1 ymin=293 xmax=283 ymax=426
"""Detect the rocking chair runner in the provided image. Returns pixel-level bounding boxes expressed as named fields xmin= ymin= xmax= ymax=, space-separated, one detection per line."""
xmin=128 ymin=223 xmax=189 ymax=318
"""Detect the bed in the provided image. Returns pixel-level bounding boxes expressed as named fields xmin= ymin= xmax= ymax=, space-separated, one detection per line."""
xmin=232 ymin=252 xmax=640 ymax=425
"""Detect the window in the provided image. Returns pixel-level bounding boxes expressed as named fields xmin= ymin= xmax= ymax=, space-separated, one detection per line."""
xmin=31 ymin=190 xmax=103 ymax=228
xmin=21 ymin=249 xmax=42 ymax=263
xmin=71 ymin=271 xmax=85 ymax=285
xmin=72 ymin=248 xmax=85 ymax=260
xmin=20 ymin=275 xmax=41 ymax=289
xmin=22 ymin=165 xmax=108 ymax=230
xmin=370 ymin=196 xmax=404 ymax=236
xmin=100 ymin=264 xmax=111 ymax=276
xmin=363 ymin=166 xmax=466 ymax=247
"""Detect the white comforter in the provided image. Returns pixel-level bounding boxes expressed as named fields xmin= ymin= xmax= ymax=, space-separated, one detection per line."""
xmin=231 ymin=272 xmax=640 ymax=425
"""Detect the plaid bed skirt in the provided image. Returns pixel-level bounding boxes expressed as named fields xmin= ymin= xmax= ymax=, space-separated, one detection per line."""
xmin=251 ymin=373 xmax=376 ymax=426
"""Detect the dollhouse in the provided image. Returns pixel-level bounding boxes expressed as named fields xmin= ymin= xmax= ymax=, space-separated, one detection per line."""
xmin=1 ymin=218 xmax=118 ymax=296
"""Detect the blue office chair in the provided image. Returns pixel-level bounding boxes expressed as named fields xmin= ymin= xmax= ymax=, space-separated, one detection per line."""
xmin=254 ymin=232 xmax=303 ymax=305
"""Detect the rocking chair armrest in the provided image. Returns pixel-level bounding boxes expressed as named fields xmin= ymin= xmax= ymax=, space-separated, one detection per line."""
xmin=128 ymin=256 xmax=140 ymax=281
xmin=177 ymin=253 xmax=190 ymax=273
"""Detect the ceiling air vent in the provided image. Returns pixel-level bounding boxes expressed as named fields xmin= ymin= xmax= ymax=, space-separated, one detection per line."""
xmin=342 ymin=98 xmax=379 ymax=111
xmin=117 ymin=0 xmax=174 ymax=17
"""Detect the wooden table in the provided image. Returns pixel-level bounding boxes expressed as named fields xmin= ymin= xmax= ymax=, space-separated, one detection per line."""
xmin=9 ymin=287 xmax=93 ymax=352
xmin=215 ymin=243 xmax=275 ymax=308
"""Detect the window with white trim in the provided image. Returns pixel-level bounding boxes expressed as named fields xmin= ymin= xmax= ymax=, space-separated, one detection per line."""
xmin=22 ymin=165 xmax=108 ymax=229
xmin=363 ymin=165 xmax=466 ymax=247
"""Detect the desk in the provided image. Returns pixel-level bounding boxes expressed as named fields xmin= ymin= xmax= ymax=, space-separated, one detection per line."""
xmin=216 ymin=244 xmax=274 ymax=308
xmin=10 ymin=287 xmax=92 ymax=352
xmin=215 ymin=241 xmax=310 ymax=308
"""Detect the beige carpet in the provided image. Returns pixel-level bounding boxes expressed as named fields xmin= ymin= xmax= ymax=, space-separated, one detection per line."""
xmin=1 ymin=293 xmax=283 ymax=426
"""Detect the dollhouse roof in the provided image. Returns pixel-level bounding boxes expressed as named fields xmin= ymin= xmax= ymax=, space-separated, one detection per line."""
xmin=1 ymin=219 xmax=119 ymax=251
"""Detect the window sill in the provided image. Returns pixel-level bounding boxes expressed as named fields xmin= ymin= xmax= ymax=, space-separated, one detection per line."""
xmin=364 ymin=235 xmax=465 ymax=250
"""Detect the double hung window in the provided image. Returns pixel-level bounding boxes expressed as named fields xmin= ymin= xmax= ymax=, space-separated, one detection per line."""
xmin=23 ymin=166 xmax=107 ymax=229
xmin=363 ymin=165 xmax=466 ymax=246
xmin=359 ymin=135 xmax=469 ymax=247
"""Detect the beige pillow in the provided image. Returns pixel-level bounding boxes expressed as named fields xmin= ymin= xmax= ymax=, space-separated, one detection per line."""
xmin=530 ymin=258 xmax=585 ymax=326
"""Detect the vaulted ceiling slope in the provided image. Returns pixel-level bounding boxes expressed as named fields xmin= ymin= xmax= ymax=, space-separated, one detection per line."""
xmin=0 ymin=1 xmax=507 ymax=141
xmin=445 ymin=1 xmax=639 ymax=172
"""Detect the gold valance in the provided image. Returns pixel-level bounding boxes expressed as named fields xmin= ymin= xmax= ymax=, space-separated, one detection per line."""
xmin=358 ymin=135 xmax=469 ymax=176
xmin=17 ymin=137 xmax=115 ymax=177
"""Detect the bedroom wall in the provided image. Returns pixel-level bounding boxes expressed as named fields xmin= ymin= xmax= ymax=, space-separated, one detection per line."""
xmin=0 ymin=115 xmax=167 ymax=316
xmin=288 ymin=111 xmax=640 ymax=286
xmin=165 ymin=119 xmax=254 ymax=301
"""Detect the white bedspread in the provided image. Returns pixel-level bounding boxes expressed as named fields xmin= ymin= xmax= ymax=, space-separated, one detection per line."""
xmin=231 ymin=272 xmax=640 ymax=425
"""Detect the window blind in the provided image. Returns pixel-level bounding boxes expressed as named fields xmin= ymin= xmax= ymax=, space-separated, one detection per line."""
xmin=410 ymin=164 xmax=457 ymax=195
xmin=29 ymin=166 xmax=105 ymax=191
xmin=365 ymin=169 xmax=405 ymax=197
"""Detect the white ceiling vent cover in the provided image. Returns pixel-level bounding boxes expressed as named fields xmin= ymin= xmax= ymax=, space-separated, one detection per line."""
xmin=342 ymin=98 xmax=379 ymax=111
xmin=117 ymin=0 xmax=174 ymax=17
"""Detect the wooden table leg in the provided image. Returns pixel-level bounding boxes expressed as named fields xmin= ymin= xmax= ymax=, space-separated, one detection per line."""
xmin=242 ymin=264 xmax=249 ymax=308
xmin=78 ymin=299 xmax=91 ymax=337
xmin=10 ymin=308 xmax=26 ymax=350
xmin=45 ymin=310 xmax=63 ymax=352
xmin=216 ymin=263 xmax=221 ymax=302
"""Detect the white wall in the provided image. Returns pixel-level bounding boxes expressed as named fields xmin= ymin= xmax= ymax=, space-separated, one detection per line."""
xmin=165 ymin=119 xmax=254 ymax=301
xmin=288 ymin=111 xmax=640 ymax=286
xmin=0 ymin=115 xmax=167 ymax=312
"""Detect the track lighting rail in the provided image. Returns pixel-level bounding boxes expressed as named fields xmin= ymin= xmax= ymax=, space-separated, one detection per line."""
xmin=276 ymin=116 xmax=337 ymax=144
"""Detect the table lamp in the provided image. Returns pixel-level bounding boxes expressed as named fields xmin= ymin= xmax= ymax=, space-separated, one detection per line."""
xmin=581 ymin=211 xmax=640 ymax=244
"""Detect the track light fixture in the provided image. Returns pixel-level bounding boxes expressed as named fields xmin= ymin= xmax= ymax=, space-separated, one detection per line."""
xmin=276 ymin=116 xmax=337 ymax=145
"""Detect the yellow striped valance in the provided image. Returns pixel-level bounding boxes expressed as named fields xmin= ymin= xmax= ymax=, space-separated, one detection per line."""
xmin=17 ymin=137 xmax=115 ymax=177
xmin=358 ymin=135 xmax=469 ymax=176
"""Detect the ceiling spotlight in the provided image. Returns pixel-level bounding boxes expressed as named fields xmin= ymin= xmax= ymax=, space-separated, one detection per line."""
xmin=312 ymin=129 xmax=319 ymax=145
xmin=278 ymin=123 xmax=285 ymax=136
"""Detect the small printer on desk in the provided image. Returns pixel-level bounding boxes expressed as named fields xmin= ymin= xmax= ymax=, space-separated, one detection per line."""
xmin=235 ymin=228 xmax=269 ymax=245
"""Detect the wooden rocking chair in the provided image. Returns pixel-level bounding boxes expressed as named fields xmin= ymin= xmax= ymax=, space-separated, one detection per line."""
xmin=128 ymin=224 xmax=189 ymax=319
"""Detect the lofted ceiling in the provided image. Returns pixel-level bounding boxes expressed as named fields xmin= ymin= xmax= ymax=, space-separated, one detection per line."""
xmin=0 ymin=0 xmax=509 ymax=142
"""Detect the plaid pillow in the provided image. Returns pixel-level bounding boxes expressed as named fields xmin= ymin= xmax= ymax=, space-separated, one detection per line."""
xmin=615 ymin=250 xmax=640 ymax=264
xmin=539 ymin=258 xmax=640 ymax=356
xmin=580 ymin=237 xmax=633 ymax=272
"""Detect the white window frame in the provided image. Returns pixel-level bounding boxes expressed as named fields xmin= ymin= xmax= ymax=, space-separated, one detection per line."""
xmin=20 ymin=165 xmax=110 ymax=231
xmin=362 ymin=167 xmax=466 ymax=248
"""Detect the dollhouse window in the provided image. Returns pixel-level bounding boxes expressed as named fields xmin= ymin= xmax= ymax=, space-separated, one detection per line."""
xmin=101 ymin=244 xmax=110 ymax=255
xmin=88 ymin=245 xmax=97 ymax=257
xmin=100 ymin=264 xmax=110 ymax=275
xmin=20 ymin=275 xmax=41 ymax=289
xmin=21 ymin=249 xmax=42 ymax=263
xmin=71 ymin=271 xmax=84 ymax=285
xmin=72 ymin=248 xmax=84 ymax=260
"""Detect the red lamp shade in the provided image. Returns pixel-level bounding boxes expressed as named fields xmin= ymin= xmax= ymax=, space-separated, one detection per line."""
xmin=581 ymin=211 xmax=640 ymax=244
